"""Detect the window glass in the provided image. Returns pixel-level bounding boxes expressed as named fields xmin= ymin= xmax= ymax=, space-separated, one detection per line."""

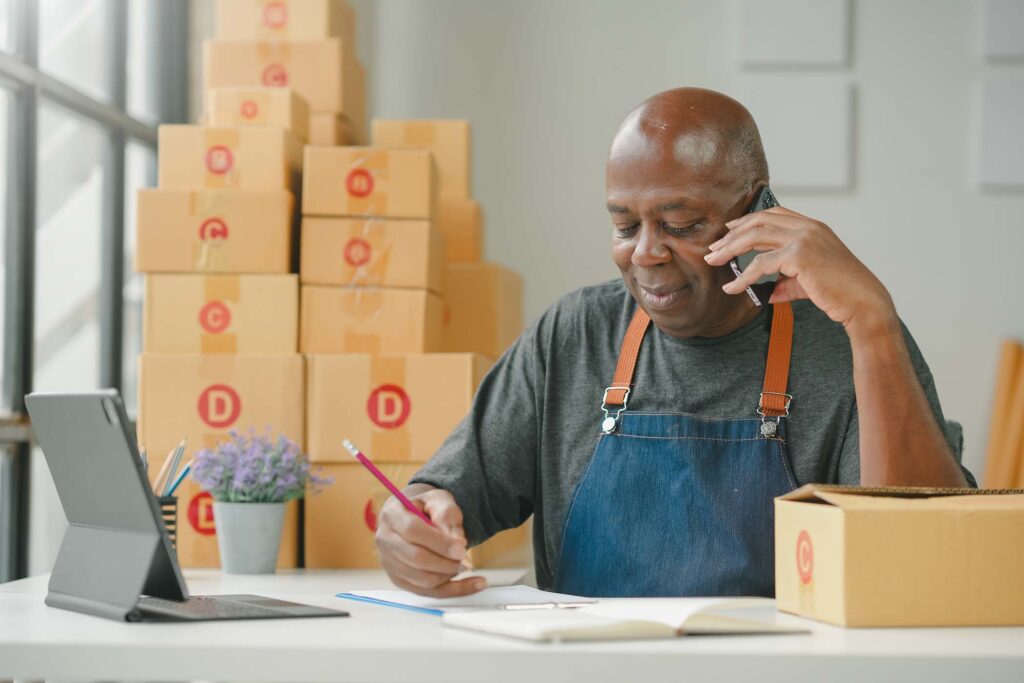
xmin=0 ymin=0 xmax=13 ymax=53
xmin=122 ymin=140 xmax=155 ymax=416
xmin=39 ymin=0 xmax=111 ymax=103
xmin=33 ymin=101 xmax=105 ymax=393
xmin=0 ymin=89 xmax=8 ymax=409
xmin=127 ymin=0 xmax=159 ymax=124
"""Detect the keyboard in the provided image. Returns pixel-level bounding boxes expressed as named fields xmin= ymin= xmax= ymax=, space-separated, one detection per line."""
xmin=136 ymin=594 xmax=311 ymax=621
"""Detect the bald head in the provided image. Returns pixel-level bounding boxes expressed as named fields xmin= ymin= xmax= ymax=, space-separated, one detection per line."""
xmin=609 ymin=88 xmax=768 ymax=193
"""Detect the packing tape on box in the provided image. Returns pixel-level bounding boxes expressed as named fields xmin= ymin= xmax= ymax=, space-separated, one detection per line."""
xmin=368 ymin=356 xmax=412 ymax=459
xmin=345 ymin=219 xmax=392 ymax=287
xmin=345 ymin=150 xmax=390 ymax=217
xmin=338 ymin=289 xmax=384 ymax=352
xmin=200 ymin=276 xmax=240 ymax=353
xmin=203 ymin=274 xmax=241 ymax=302
xmin=255 ymin=0 xmax=291 ymax=37
xmin=203 ymin=129 xmax=241 ymax=189
xmin=231 ymin=89 xmax=272 ymax=125
xmin=189 ymin=192 xmax=232 ymax=270
xmin=402 ymin=121 xmax=437 ymax=147
xmin=255 ymin=41 xmax=293 ymax=88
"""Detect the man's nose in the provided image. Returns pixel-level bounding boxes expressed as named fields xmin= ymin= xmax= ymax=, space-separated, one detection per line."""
xmin=632 ymin=222 xmax=672 ymax=267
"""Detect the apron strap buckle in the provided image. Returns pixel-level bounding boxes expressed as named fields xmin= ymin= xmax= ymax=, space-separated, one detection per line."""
xmin=600 ymin=386 xmax=630 ymax=433
xmin=757 ymin=392 xmax=793 ymax=438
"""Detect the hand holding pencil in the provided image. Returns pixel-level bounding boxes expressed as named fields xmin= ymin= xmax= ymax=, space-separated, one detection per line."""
xmin=344 ymin=439 xmax=485 ymax=598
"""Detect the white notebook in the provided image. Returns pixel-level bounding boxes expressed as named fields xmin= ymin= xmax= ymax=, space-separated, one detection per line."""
xmin=442 ymin=597 xmax=809 ymax=642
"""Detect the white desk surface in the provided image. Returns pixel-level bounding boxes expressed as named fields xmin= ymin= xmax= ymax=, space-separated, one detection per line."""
xmin=1 ymin=569 xmax=1022 ymax=683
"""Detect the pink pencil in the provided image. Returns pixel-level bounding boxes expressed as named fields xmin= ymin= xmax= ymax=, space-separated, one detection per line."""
xmin=342 ymin=439 xmax=474 ymax=571
xmin=342 ymin=439 xmax=436 ymax=527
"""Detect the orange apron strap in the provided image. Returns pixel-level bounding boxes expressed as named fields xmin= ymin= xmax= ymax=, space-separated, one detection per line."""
xmin=600 ymin=307 xmax=650 ymax=433
xmin=602 ymin=302 xmax=794 ymax=435
xmin=604 ymin=307 xmax=651 ymax=407
xmin=758 ymin=302 xmax=794 ymax=434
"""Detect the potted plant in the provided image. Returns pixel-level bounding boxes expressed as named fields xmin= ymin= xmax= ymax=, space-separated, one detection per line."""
xmin=192 ymin=429 xmax=332 ymax=574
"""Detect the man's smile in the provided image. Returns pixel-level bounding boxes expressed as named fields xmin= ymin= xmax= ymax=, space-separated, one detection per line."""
xmin=635 ymin=280 xmax=690 ymax=310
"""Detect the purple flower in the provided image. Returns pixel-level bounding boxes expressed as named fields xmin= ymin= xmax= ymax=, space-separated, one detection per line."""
xmin=190 ymin=429 xmax=333 ymax=503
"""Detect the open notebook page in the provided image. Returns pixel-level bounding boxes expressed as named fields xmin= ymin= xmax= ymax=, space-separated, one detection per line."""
xmin=442 ymin=597 xmax=808 ymax=642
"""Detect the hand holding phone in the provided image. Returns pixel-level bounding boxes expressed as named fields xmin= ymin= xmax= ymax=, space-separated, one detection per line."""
xmin=728 ymin=186 xmax=778 ymax=307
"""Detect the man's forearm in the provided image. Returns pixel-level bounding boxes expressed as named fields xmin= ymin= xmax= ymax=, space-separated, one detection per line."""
xmin=847 ymin=313 xmax=967 ymax=487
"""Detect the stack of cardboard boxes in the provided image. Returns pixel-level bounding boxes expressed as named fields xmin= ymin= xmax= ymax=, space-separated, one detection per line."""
xmin=133 ymin=0 xmax=344 ymax=569
xmin=301 ymin=123 xmax=529 ymax=568
xmin=206 ymin=0 xmax=366 ymax=145
xmin=135 ymin=120 xmax=305 ymax=569
xmin=136 ymin=0 xmax=530 ymax=570
xmin=371 ymin=120 xmax=524 ymax=360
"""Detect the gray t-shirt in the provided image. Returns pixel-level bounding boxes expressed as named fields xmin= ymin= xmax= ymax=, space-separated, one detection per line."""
xmin=411 ymin=279 xmax=975 ymax=589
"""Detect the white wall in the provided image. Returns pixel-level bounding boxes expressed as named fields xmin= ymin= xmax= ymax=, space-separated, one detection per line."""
xmin=356 ymin=0 xmax=1024 ymax=478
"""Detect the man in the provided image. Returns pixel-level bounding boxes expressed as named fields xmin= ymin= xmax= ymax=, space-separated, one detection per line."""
xmin=375 ymin=87 xmax=975 ymax=599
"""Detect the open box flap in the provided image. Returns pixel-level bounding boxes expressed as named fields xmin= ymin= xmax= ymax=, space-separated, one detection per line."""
xmin=778 ymin=483 xmax=1024 ymax=509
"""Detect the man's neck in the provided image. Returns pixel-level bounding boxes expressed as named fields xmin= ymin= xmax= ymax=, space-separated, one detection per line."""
xmin=698 ymin=295 xmax=763 ymax=338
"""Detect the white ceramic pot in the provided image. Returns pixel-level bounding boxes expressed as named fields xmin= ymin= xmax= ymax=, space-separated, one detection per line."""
xmin=212 ymin=501 xmax=285 ymax=575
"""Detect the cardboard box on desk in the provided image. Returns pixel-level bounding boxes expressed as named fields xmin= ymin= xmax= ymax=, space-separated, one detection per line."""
xmin=442 ymin=263 xmax=523 ymax=359
xmin=164 ymin=478 xmax=300 ymax=569
xmin=305 ymin=463 xmax=530 ymax=569
xmin=158 ymin=125 xmax=303 ymax=191
xmin=300 ymin=217 xmax=443 ymax=293
xmin=300 ymin=286 xmax=443 ymax=354
xmin=137 ymin=353 xmax=304 ymax=467
xmin=215 ymin=0 xmax=356 ymax=45
xmin=204 ymin=39 xmax=357 ymax=115
xmin=144 ymin=274 xmax=297 ymax=354
xmin=371 ymin=119 xmax=469 ymax=199
xmin=437 ymin=197 xmax=483 ymax=262
xmin=207 ymin=87 xmax=310 ymax=142
xmin=775 ymin=484 xmax=1024 ymax=627
xmin=308 ymin=112 xmax=356 ymax=146
xmin=303 ymin=147 xmax=435 ymax=219
xmin=305 ymin=353 xmax=492 ymax=463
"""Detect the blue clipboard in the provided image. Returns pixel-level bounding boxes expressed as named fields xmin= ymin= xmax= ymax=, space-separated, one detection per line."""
xmin=336 ymin=592 xmax=444 ymax=616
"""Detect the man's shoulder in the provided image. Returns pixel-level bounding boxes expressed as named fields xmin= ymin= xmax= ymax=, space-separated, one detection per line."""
xmin=552 ymin=278 xmax=632 ymax=314
xmin=532 ymin=279 xmax=634 ymax=347
xmin=790 ymin=299 xmax=849 ymax=345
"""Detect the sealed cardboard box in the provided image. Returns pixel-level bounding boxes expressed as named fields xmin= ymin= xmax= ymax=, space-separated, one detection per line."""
xmin=305 ymin=353 xmax=492 ymax=462
xmin=215 ymin=0 xmax=355 ymax=45
xmin=305 ymin=462 xmax=529 ymax=568
xmin=775 ymin=484 xmax=1024 ymax=627
xmin=372 ymin=119 xmax=470 ymax=199
xmin=303 ymin=147 xmax=435 ymax=220
xmin=442 ymin=262 xmax=523 ymax=359
xmin=437 ymin=197 xmax=483 ymax=261
xmin=137 ymin=353 xmax=304 ymax=467
xmin=158 ymin=125 xmax=303 ymax=191
xmin=308 ymin=112 xmax=355 ymax=146
xmin=204 ymin=39 xmax=356 ymax=115
xmin=208 ymin=87 xmax=310 ymax=142
xmin=300 ymin=286 xmax=443 ymax=354
xmin=144 ymin=274 xmax=298 ymax=354
xmin=135 ymin=189 xmax=293 ymax=273
xmin=300 ymin=217 xmax=443 ymax=293
xmin=162 ymin=478 xmax=299 ymax=569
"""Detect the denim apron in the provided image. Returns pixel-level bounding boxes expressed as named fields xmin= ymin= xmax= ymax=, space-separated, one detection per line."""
xmin=554 ymin=303 xmax=798 ymax=598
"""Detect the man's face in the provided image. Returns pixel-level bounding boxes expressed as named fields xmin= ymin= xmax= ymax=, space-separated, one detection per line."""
xmin=606 ymin=139 xmax=752 ymax=338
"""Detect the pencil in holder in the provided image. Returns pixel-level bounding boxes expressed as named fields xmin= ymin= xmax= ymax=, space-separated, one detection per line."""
xmin=158 ymin=495 xmax=178 ymax=550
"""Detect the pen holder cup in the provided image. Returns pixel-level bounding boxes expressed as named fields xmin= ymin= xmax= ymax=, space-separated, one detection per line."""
xmin=158 ymin=496 xmax=178 ymax=551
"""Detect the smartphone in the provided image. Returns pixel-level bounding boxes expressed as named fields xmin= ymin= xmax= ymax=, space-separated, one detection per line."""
xmin=728 ymin=186 xmax=778 ymax=307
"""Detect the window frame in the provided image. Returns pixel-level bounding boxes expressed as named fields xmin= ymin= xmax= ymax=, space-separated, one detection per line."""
xmin=0 ymin=0 xmax=188 ymax=583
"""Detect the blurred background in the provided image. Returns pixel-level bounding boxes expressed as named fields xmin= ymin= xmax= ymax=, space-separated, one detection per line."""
xmin=1 ymin=0 xmax=1022 ymax=583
